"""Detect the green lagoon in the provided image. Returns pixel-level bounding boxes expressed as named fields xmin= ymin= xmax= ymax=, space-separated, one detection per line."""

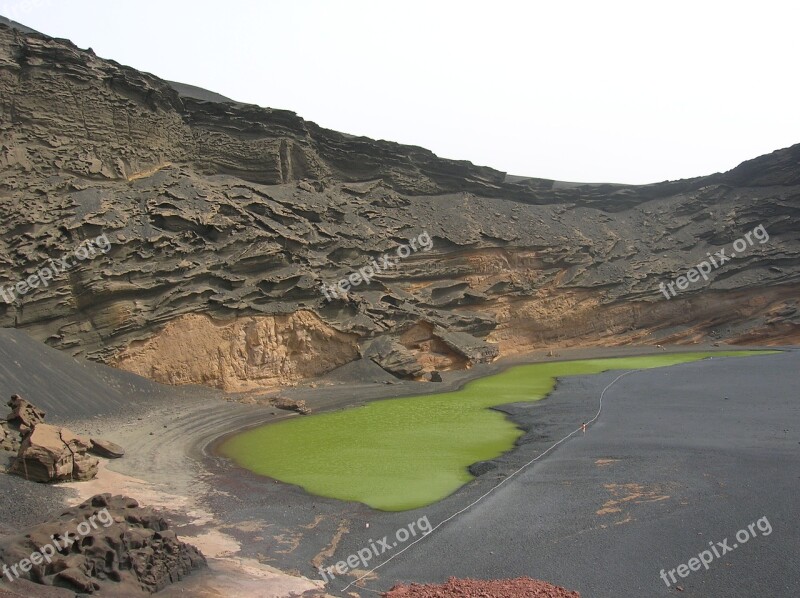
xmin=219 ymin=351 xmax=768 ymax=511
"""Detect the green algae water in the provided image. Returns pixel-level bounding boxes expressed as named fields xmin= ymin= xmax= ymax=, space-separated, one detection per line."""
xmin=219 ymin=351 xmax=770 ymax=511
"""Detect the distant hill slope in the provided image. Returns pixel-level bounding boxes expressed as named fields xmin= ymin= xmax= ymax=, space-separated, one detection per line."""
xmin=0 ymin=15 xmax=238 ymax=104
xmin=0 ymin=21 xmax=798 ymax=391
xmin=0 ymin=15 xmax=37 ymax=34
xmin=0 ymin=329 xmax=209 ymax=420
xmin=166 ymin=80 xmax=237 ymax=103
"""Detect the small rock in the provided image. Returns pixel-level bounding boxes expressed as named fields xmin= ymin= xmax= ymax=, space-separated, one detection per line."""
xmin=89 ymin=438 xmax=125 ymax=459
xmin=270 ymin=397 xmax=311 ymax=415
xmin=6 ymin=394 xmax=46 ymax=432
xmin=297 ymin=180 xmax=315 ymax=193
xmin=469 ymin=460 xmax=497 ymax=476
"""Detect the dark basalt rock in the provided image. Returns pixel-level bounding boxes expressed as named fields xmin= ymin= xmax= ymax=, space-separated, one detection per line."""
xmin=364 ymin=338 xmax=426 ymax=379
xmin=0 ymin=494 xmax=206 ymax=594
xmin=469 ymin=460 xmax=498 ymax=476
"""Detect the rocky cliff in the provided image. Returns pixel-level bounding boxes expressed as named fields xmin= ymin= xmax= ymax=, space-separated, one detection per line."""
xmin=1 ymin=22 xmax=798 ymax=391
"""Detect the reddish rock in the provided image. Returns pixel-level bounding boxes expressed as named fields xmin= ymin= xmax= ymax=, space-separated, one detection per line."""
xmin=383 ymin=577 xmax=581 ymax=598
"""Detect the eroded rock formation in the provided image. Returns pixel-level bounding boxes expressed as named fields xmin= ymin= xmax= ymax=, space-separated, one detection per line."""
xmin=5 ymin=395 xmax=45 ymax=432
xmin=0 ymin=22 xmax=798 ymax=389
xmin=1 ymin=395 xmax=43 ymax=453
xmin=111 ymin=311 xmax=359 ymax=391
xmin=0 ymin=493 xmax=206 ymax=594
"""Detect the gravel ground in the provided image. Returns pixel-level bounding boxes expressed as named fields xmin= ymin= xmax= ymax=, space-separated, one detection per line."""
xmin=0 ymin=468 xmax=73 ymax=532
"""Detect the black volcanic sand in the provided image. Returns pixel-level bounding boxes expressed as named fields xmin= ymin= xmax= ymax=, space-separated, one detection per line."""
xmin=0 ymin=328 xmax=221 ymax=532
xmin=340 ymin=350 xmax=799 ymax=597
xmin=192 ymin=348 xmax=798 ymax=598
xmin=0 ymin=338 xmax=797 ymax=597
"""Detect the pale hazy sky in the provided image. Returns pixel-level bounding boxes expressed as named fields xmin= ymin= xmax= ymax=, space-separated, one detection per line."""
xmin=3 ymin=0 xmax=798 ymax=184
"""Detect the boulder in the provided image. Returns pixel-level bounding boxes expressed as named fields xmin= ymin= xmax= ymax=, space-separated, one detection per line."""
xmin=89 ymin=438 xmax=125 ymax=459
xmin=271 ymin=397 xmax=311 ymax=415
xmin=469 ymin=460 xmax=498 ymax=476
xmin=432 ymin=328 xmax=499 ymax=365
xmin=10 ymin=423 xmax=99 ymax=482
xmin=365 ymin=338 xmax=425 ymax=379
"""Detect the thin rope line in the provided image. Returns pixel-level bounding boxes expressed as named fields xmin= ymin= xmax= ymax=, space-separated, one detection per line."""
xmin=339 ymin=369 xmax=636 ymax=594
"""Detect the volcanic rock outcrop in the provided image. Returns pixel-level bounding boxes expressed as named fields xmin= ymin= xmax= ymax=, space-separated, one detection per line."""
xmin=0 ymin=493 xmax=206 ymax=594
xmin=1 ymin=395 xmax=122 ymax=482
xmin=0 ymin=22 xmax=798 ymax=390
